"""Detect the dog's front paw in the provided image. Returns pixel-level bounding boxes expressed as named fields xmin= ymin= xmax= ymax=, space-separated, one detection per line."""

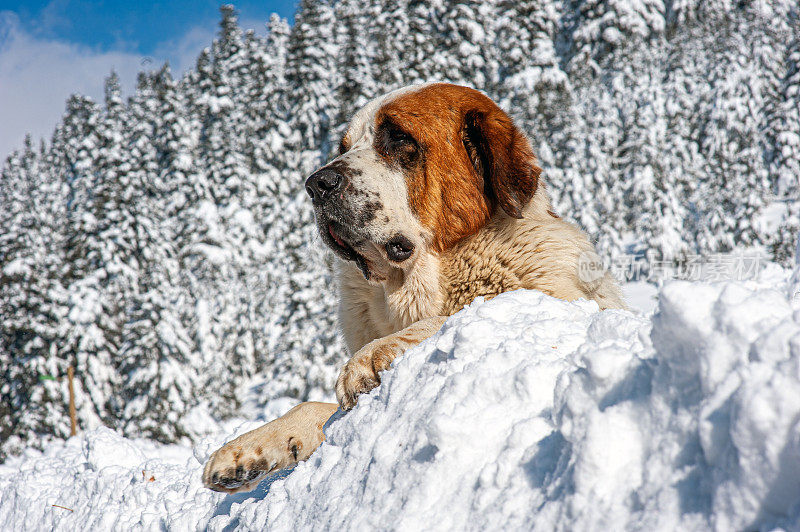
xmin=336 ymin=339 xmax=399 ymax=410
xmin=202 ymin=433 xmax=291 ymax=493
xmin=202 ymin=402 xmax=337 ymax=493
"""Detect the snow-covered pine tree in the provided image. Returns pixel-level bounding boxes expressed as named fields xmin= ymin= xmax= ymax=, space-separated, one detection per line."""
xmin=496 ymin=0 xmax=565 ymax=108
xmin=256 ymin=192 xmax=344 ymax=405
xmin=560 ymin=1 xmax=668 ymax=262
xmin=180 ymin=67 xmax=244 ymax=417
xmin=182 ymin=7 xmax=270 ymax=418
xmin=770 ymin=20 xmax=800 ymax=198
xmin=199 ymin=7 xmax=250 ymax=206
xmin=566 ymin=0 xmax=666 ymax=78
xmin=769 ymin=18 xmax=800 ymax=264
xmin=658 ymin=10 xmax=722 ymax=256
xmin=236 ymin=17 xmax=296 ymax=380
xmin=150 ymin=65 xmax=203 ymax=242
xmin=118 ymin=256 xmax=199 ymax=441
xmin=404 ymin=0 xmax=441 ymax=84
xmin=334 ymin=0 xmax=379 ymax=136
xmin=373 ymin=0 xmax=411 ymax=90
xmin=622 ymin=34 xmax=694 ymax=263
xmin=569 ymin=85 xmax=627 ymax=260
xmin=90 ymin=71 xmax=150 ymax=289
xmin=213 ymin=12 xmax=272 ymax=384
xmin=285 ymin=0 xmax=339 ymax=174
xmin=612 ymin=44 xmax=679 ymax=259
xmin=243 ymin=14 xmax=291 ymax=190
xmin=0 ymin=139 xmax=68 ymax=459
xmin=56 ymin=87 xmax=131 ymax=433
xmin=633 ymin=45 xmax=694 ymax=262
xmin=694 ymin=5 xmax=778 ymax=251
xmin=112 ymin=68 xmax=205 ymax=441
xmin=438 ymin=0 xmax=497 ymax=89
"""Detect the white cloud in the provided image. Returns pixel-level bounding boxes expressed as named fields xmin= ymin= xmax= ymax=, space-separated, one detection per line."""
xmin=0 ymin=11 xmax=214 ymax=162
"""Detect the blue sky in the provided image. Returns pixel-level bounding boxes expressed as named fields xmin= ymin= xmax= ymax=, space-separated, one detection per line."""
xmin=0 ymin=0 xmax=298 ymax=160
xmin=1 ymin=1 xmax=297 ymax=57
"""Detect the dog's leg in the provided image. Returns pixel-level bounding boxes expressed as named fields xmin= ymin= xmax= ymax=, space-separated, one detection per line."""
xmin=336 ymin=315 xmax=447 ymax=410
xmin=202 ymin=401 xmax=338 ymax=493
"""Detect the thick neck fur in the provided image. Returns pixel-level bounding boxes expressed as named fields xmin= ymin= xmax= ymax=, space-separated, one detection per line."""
xmin=336 ymin=184 xmax=625 ymax=355
xmin=336 ymin=250 xmax=444 ymax=354
xmin=383 ymin=252 xmax=444 ymax=329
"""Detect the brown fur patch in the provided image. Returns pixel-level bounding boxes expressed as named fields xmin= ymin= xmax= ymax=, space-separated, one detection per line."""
xmin=377 ymin=84 xmax=541 ymax=252
xmin=251 ymin=458 xmax=275 ymax=472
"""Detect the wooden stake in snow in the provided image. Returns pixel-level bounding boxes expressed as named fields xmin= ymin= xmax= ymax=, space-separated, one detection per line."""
xmin=67 ymin=366 xmax=77 ymax=436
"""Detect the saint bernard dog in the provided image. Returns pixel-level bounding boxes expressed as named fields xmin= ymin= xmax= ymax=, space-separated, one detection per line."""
xmin=203 ymin=83 xmax=626 ymax=493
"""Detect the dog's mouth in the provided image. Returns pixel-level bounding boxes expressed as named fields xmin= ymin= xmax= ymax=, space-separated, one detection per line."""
xmin=324 ymin=221 xmax=371 ymax=280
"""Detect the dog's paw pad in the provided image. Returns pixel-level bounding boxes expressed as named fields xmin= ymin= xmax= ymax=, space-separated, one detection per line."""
xmin=202 ymin=445 xmax=278 ymax=493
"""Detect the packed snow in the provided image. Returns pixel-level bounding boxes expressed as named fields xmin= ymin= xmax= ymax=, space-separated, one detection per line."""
xmin=2 ymin=274 xmax=800 ymax=531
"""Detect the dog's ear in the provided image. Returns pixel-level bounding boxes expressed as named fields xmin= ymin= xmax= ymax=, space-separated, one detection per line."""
xmin=462 ymin=108 xmax=541 ymax=219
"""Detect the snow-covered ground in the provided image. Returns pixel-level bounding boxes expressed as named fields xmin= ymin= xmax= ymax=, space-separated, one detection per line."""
xmin=2 ymin=272 xmax=800 ymax=531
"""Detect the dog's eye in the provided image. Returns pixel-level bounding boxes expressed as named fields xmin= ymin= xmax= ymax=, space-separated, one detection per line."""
xmin=385 ymin=127 xmax=418 ymax=158
xmin=376 ymin=121 xmax=420 ymax=166
xmin=388 ymin=127 xmax=414 ymax=146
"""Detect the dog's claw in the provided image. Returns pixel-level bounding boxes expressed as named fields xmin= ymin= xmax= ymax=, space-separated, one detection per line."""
xmin=202 ymin=402 xmax=338 ymax=494
xmin=203 ymin=453 xmax=272 ymax=494
xmin=336 ymin=343 xmax=395 ymax=409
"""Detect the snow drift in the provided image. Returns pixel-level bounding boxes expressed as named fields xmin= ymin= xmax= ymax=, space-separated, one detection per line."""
xmin=2 ymin=281 xmax=800 ymax=531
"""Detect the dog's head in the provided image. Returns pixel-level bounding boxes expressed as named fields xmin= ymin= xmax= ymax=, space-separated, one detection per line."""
xmin=305 ymin=83 xmax=542 ymax=282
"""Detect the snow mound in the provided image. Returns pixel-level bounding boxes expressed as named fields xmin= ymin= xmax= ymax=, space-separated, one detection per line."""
xmin=2 ymin=284 xmax=800 ymax=531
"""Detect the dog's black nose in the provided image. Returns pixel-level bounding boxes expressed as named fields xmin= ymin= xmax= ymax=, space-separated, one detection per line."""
xmin=305 ymin=168 xmax=343 ymax=203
